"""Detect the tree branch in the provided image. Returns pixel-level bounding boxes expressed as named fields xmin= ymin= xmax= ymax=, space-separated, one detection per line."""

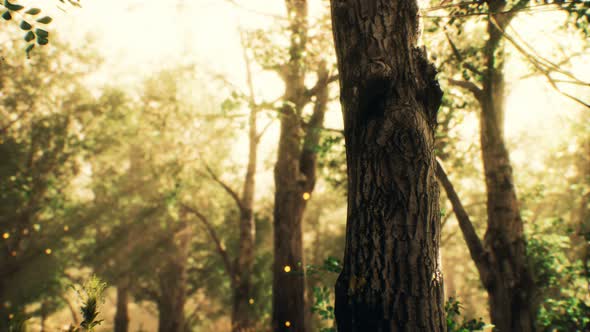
xmin=181 ymin=204 xmax=235 ymax=279
xmin=444 ymin=31 xmax=483 ymax=77
xmin=224 ymin=0 xmax=287 ymax=21
xmin=305 ymin=74 xmax=339 ymax=99
xmin=256 ymin=119 xmax=274 ymax=143
xmin=436 ymin=160 xmax=491 ymax=285
xmin=447 ymin=78 xmax=484 ymax=103
xmin=200 ymin=160 xmax=245 ymax=213
xmin=504 ymin=0 xmax=533 ymax=24
xmin=300 ymin=62 xmax=330 ymax=188
xmin=489 ymin=16 xmax=590 ymax=109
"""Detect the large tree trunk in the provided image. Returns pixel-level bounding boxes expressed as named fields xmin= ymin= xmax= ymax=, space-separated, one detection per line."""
xmin=330 ymin=1 xmax=445 ymax=331
xmin=114 ymin=279 xmax=130 ymax=332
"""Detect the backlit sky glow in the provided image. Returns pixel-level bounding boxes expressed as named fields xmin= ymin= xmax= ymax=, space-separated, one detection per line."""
xmin=28 ymin=0 xmax=586 ymax=188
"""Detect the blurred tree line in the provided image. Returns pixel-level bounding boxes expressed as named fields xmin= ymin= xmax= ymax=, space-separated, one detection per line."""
xmin=0 ymin=0 xmax=589 ymax=331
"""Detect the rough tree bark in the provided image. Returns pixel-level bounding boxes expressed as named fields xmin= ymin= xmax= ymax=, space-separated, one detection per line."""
xmin=272 ymin=1 xmax=332 ymax=330
xmin=330 ymin=1 xmax=445 ymax=331
xmin=440 ymin=1 xmax=538 ymax=331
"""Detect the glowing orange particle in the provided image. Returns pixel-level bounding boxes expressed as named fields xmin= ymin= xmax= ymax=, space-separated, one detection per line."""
xmin=302 ymin=192 xmax=311 ymax=200
xmin=45 ymin=248 xmax=52 ymax=255
xmin=248 ymin=298 xmax=254 ymax=305
xmin=283 ymin=265 xmax=291 ymax=273
xmin=2 ymin=233 xmax=9 ymax=239
xmin=285 ymin=321 xmax=291 ymax=327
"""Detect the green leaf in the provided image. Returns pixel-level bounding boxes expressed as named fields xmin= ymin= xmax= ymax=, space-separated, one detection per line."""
xmin=24 ymin=30 xmax=34 ymax=42
xmin=1 ymin=10 xmax=11 ymax=20
xmin=35 ymin=28 xmax=48 ymax=38
xmin=19 ymin=20 xmax=31 ymax=30
xmin=37 ymin=36 xmax=48 ymax=45
xmin=4 ymin=0 xmax=24 ymax=11
xmin=36 ymin=16 xmax=52 ymax=24
xmin=25 ymin=43 xmax=34 ymax=58
xmin=25 ymin=8 xmax=41 ymax=15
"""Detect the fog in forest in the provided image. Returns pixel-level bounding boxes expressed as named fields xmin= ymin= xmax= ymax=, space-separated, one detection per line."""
xmin=1 ymin=0 xmax=589 ymax=331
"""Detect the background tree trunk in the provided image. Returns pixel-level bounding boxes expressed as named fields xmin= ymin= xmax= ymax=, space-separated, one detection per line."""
xmin=231 ymin=207 xmax=256 ymax=332
xmin=272 ymin=1 xmax=330 ymax=331
xmin=231 ymin=37 xmax=260 ymax=332
xmin=480 ymin=18 xmax=537 ymax=330
xmin=157 ymin=225 xmax=191 ymax=332
xmin=436 ymin=2 xmax=541 ymax=330
xmin=114 ymin=279 xmax=130 ymax=332
xmin=40 ymin=301 xmax=48 ymax=332
xmin=272 ymin=63 xmax=330 ymax=331
xmin=330 ymin=0 xmax=445 ymax=331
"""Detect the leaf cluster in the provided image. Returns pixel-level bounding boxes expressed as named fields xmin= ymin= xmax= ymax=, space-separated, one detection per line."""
xmin=1 ymin=0 xmax=54 ymax=57
xmin=445 ymin=297 xmax=491 ymax=332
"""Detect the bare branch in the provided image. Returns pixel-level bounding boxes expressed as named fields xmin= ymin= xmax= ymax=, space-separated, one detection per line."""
xmin=305 ymin=74 xmax=339 ymax=99
xmin=543 ymin=72 xmax=590 ymax=109
xmin=506 ymin=23 xmax=587 ymax=83
xmin=503 ymin=0 xmax=532 ymax=24
xmin=201 ymin=160 xmax=245 ymax=212
xmin=436 ymin=159 xmax=491 ymax=284
xmin=240 ymin=29 xmax=258 ymax=111
xmin=181 ymin=204 xmax=235 ymax=279
xmin=421 ymin=2 xmax=575 ymax=19
xmin=444 ymin=31 xmax=483 ymax=77
xmin=518 ymin=51 xmax=584 ymax=80
xmin=447 ymin=78 xmax=484 ymax=103
xmin=62 ymin=295 xmax=80 ymax=325
xmin=421 ymin=1 xmax=481 ymax=12
xmin=224 ymin=0 xmax=288 ymax=21
xmin=489 ymin=16 xmax=590 ymax=109
xmin=256 ymin=119 xmax=275 ymax=143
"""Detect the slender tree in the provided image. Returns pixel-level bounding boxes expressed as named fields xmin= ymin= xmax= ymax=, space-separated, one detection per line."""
xmin=329 ymin=0 xmax=445 ymax=331
xmin=113 ymin=277 xmax=130 ymax=332
xmin=431 ymin=1 xmax=590 ymax=330
xmin=181 ymin=34 xmax=266 ymax=332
